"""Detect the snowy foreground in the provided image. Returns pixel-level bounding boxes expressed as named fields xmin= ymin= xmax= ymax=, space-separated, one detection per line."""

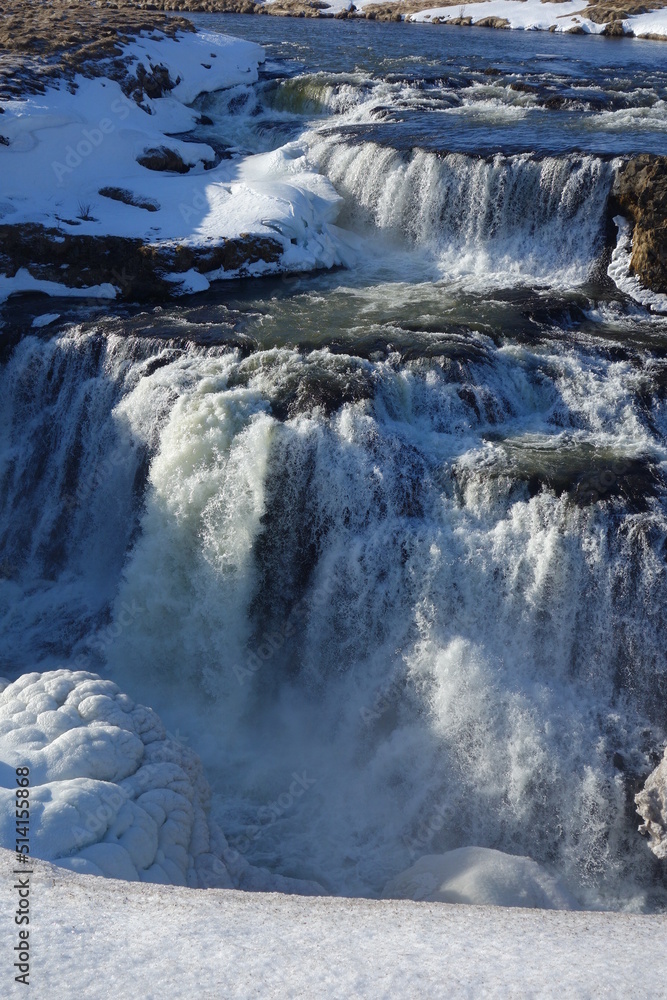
xmin=2 ymin=671 xmax=667 ymax=995
xmin=1 ymin=848 xmax=666 ymax=999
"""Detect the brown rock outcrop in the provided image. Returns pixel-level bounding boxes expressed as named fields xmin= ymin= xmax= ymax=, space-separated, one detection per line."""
xmin=0 ymin=224 xmax=283 ymax=302
xmin=613 ymin=155 xmax=667 ymax=295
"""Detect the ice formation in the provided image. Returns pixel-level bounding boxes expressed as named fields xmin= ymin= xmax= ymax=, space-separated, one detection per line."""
xmin=382 ymin=848 xmax=577 ymax=909
xmin=0 ymin=670 xmax=322 ymax=893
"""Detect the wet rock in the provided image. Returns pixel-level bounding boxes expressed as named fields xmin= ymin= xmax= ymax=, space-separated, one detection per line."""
xmin=613 ymin=154 xmax=667 ymax=295
xmin=0 ymin=223 xmax=283 ymax=302
xmin=99 ymin=186 xmax=160 ymax=212
xmin=137 ymin=145 xmax=192 ymax=173
xmin=636 ymin=748 xmax=667 ymax=859
xmin=602 ymin=18 xmax=627 ymax=35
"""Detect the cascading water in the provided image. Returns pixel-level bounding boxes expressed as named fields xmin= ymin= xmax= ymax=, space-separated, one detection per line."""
xmin=3 ymin=16 xmax=667 ymax=913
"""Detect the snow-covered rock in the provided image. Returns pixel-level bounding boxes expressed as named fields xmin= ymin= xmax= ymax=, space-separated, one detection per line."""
xmin=636 ymin=749 xmax=667 ymax=860
xmin=0 ymin=28 xmax=350 ymax=304
xmin=382 ymin=847 xmax=577 ymax=909
xmin=0 ymin=670 xmax=323 ymax=893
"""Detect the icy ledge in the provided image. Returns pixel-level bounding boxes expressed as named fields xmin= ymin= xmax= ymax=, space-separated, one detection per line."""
xmin=0 ymin=28 xmax=350 ymax=304
xmin=0 ymin=670 xmax=322 ymax=894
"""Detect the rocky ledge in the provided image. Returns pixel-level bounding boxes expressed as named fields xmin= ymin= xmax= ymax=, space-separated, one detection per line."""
xmin=612 ymin=155 xmax=667 ymax=296
xmin=0 ymin=225 xmax=282 ymax=303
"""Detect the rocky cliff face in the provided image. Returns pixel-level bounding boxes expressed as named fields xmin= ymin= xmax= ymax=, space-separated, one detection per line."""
xmin=613 ymin=155 xmax=667 ymax=295
xmin=636 ymin=748 xmax=667 ymax=859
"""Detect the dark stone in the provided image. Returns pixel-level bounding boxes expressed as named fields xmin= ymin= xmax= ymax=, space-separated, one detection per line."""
xmin=612 ymin=154 xmax=667 ymax=295
xmin=137 ymin=145 xmax=191 ymax=173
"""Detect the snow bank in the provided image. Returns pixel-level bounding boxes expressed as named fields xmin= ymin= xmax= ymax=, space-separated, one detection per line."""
xmin=382 ymin=847 xmax=577 ymax=908
xmin=123 ymin=29 xmax=265 ymax=104
xmin=626 ymin=6 xmax=667 ymax=37
xmin=1 ymin=849 xmax=666 ymax=999
xmin=410 ymin=0 xmax=606 ymax=33
xmin=0 ymin=670 xmax=322 ymax=894
xmin=0 ymin=27 xmax=349 ymax=302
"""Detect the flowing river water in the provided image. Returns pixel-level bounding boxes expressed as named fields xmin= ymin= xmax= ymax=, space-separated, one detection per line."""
xmin=2 ymin=17 xmax=667 ymax=910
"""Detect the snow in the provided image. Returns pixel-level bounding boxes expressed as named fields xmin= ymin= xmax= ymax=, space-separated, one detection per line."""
xmin=410 ymin=0 xmax=606 ymax=34
xmin=123 ymin=30 xmax=265 ymax=104
xmin=626 ymin=6 xmax=667 ymax=37
xmin=0 ymin=269 xmax=116 ymax=306
xmin=382 ymin=847 xmax=578 ymax=908
xmin=608 ymin=216 xmax=667 ymax=314
xmin=1 ymin=848 xmax=666 ymax=999
xmin=0 ymin=28 xmax=350 ymax=302
xmin=30 ymin=313 xmax=61 ymax=329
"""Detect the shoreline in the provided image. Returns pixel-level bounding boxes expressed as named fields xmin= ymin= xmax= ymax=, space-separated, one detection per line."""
xmin=135 ymin=0 xmax=667 ymax=40
xmin=0 ymin=2 xmax=665 ymax=307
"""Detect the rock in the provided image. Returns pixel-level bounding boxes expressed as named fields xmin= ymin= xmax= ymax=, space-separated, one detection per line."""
xmin=612 ymin=155 xmax=667 ymax=295
xmin=602 ymin=18 xmax=626 ymax=35
xmin=0 ymin=222 xmax=283 ymax=302
xmin=137 ymin=145 xmax=191 ymax=174
xmin=636 ymin=749 xmax=667 ymax=859
xmin=475 ymin=16 xmax=510 ymax=28
xmin=99 ymin=186 xmax=160 ymax=212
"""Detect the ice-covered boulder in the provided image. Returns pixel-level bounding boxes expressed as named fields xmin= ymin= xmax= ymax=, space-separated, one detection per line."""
xmin=636 ymin=750 xmax=667 ymax=860
xmin=0 ymin=670 xmax=322 ymax=894
xmin=382 ymin=847 xmax=577 ymax=910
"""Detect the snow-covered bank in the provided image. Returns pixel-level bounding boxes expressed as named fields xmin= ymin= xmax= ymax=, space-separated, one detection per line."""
xmin=408 ymin=0 xmax=667 ymax=37
xmin=0 ymin=27 xmax=348 ymax=303
xmin=182 ymin=0 xmax=667 ymax=39
xmin=1 ymin=848 xmax=666 ymax=999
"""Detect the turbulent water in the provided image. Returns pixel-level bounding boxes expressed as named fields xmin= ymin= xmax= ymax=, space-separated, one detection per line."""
xmin=2 ymin=18 xmax=667 ymax=911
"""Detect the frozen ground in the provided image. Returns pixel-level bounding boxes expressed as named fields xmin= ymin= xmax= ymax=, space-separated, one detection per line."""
xmin=0 ymin=28 xmax=349 ymax=303
xmin=1 ymin=847 xmax=666 ymax=999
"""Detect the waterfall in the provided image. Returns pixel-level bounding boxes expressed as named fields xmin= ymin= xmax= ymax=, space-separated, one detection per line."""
xmin=312 ymin=140 xmax=615 ymax=286
xmin=3 ymin=319 xmax=662 ymax=906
